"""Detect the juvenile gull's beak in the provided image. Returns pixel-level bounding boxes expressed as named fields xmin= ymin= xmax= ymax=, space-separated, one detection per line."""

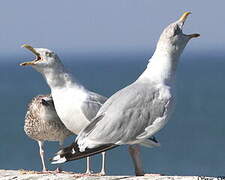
xmin=178 ymin=12 xmax=200 ymax=39
xmin=20 ymin=44 xmax=41 ymax=66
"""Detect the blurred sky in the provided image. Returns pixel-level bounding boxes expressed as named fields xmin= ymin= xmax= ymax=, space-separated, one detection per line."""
xmin=0 ymin=0 xmax=224 ymax=57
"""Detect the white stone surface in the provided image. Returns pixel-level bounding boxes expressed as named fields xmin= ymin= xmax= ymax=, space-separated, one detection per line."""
xmin=0 ymin=170 xmax=221 ymax=180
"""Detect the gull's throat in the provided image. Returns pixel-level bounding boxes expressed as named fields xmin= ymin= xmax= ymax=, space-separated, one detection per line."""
xmin=139 ymin=49 xmax=179 ymax=85
xmin=41 ymin=65 xmax=73 ymax=89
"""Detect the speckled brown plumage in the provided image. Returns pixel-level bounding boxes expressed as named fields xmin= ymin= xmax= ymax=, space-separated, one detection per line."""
xmin=24 ymin=94 xmax=72 ymax=142
xmin=24 ymin=94 xmax=73 ymax=171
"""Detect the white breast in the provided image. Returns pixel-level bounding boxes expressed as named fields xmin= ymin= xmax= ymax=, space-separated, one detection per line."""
xmin=51 ymin=86 xmax=90 ymax=134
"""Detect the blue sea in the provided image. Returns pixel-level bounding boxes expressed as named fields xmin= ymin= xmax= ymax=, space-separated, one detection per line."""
xmin=0 ymin=51 xmax=225 ymax=176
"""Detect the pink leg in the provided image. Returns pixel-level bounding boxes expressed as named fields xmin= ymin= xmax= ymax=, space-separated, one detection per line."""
xmin=128 ymin=144 xmax=144 ymax=176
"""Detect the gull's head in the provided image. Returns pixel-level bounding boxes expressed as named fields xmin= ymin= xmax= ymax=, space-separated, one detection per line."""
xmin=40 ymin=98 xmax=57 ymax=117
xmin=156 ymin=12 xmax=200 ymax=57
xmin=20 ymin=44 xmax=61 ymax=73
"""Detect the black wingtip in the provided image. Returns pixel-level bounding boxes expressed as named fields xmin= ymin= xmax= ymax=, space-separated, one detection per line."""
xmin=148 ymin=136 xmax=158 ymax=143
xmin=51 ymin=142 xmax=119 ymax=164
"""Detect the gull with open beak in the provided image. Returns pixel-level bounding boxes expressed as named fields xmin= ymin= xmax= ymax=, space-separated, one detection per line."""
xmin=20 ymin=45 xmax=160 ymax=175
xmin=20 ymin=45 xmax=108 ymax=175
xmin=50 ymin=12 xmax=200 ymax=175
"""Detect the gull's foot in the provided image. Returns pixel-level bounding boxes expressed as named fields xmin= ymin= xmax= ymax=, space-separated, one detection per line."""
xmin=99 ymin=171 xmax=106 ymax=176
xmin=144 ymin=173 xmax=163 ymax=176
xmin=54 ymin=168 xmax=62 ymax=173
xmin=135 ymin=171 xmax=144 ymax=176
xmin=84 ymin=170 xmax=94 ymax=176
xmin=94 ymin=171 xmax=106 ymax=176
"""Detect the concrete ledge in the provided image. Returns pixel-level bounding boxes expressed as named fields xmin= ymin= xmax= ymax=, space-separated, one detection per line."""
xmin=0 ymin=170 xmax=222 ymax=180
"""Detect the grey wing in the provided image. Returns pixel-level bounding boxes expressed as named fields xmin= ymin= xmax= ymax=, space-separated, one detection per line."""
xmin=81 ymin=92 xmax=107 ymax=121
xmin=78 ymin=81 xmax=172 ymax=146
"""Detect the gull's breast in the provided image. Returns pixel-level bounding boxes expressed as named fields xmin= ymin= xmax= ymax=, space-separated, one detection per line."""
xmin=51 ymin=87 xmax=90 ymax=135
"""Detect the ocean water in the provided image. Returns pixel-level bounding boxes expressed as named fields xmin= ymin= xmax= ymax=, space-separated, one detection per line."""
xmin=0 ymin=52 xmax=225 ymax=176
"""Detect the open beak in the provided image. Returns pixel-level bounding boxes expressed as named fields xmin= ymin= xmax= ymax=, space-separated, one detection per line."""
xmin=178 ymin=12 xmax=200 ymax=39
xmin=20 ymin=44 xmax=41 ymax=66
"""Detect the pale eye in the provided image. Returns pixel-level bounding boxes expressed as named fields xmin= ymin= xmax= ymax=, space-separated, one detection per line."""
xmin=45 ymin=52 xmax=53 ymax=57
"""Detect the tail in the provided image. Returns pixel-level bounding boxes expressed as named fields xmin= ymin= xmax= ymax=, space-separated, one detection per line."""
xmin=51 ymin=142 xmax=118 ymax=164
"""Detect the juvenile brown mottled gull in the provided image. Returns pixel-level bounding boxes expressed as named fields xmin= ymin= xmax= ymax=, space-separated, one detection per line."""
xmin=24 ymin=94 xmax=73 ymax=171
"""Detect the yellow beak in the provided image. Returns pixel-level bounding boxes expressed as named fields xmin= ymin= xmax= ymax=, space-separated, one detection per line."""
xmin=178 ymin=12 xmax=200 ymax=39
xmin=179 ymin=12 xmax=191 ymax=22
xmin=20 ymin=61 xmax=36 ymax=66
xmin=20 ymin=44 xmax=41 ymax=66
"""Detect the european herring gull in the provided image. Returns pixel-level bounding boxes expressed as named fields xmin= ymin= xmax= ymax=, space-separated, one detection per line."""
xmin=24 ymin=94 xmax=73 ymax=171
xmin=20 ymin=46 xmax=106 ymax=174
xmin=20 ymin=45 xmax=159 ymax=175
xmin=50 ymin=12 xmax=200 ymax=175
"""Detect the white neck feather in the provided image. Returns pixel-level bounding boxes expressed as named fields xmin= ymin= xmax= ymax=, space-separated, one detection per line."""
xmin=139 ymin=49 xmax=179 ymax=85
xmin=40 ymin=65 xmax=81 ymax=90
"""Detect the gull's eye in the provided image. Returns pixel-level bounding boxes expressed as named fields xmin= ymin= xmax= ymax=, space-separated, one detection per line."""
xmin=45 ymin=52 xmax=53 ymax=57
